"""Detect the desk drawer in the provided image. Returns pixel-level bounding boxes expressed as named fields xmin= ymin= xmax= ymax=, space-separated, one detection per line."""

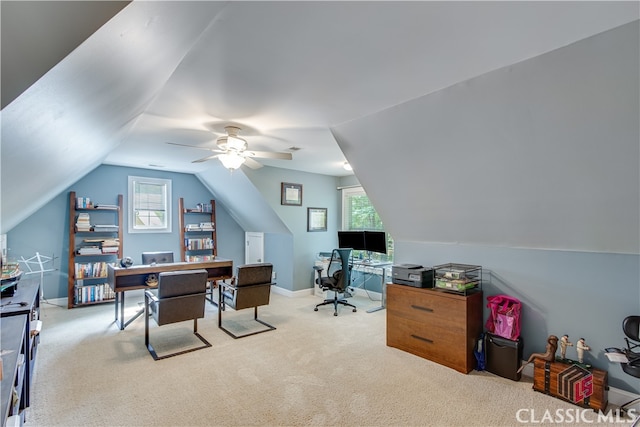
xmin=387 ymin=316 xmax=466 ymax=371
xmin=387 ymin=285 xmax=466 ymax=327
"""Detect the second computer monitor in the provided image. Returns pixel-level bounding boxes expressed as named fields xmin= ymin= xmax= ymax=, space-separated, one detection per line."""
xmin=141 ymin=251 xmax=174 ymax=265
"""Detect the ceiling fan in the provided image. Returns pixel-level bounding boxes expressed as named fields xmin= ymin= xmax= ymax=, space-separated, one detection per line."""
xmin=167 ymin=125 xmax=292 ymax=170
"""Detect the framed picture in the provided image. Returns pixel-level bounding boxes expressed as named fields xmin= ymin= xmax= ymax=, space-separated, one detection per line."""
xmin=281 ymin=182 xmax=302 ymax=206
xmin=307 ymin=207 xmax=327 ymax=232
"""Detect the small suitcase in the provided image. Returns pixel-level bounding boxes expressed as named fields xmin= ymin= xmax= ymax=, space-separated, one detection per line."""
xmin=485 ymin=332 xmax=524 ymax=381
xmin=533 ymin=359 xmax=608 ymax=411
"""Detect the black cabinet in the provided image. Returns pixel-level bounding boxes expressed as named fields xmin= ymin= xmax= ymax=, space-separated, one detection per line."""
xmin=1 ymin=277 xmax=41 ymax=426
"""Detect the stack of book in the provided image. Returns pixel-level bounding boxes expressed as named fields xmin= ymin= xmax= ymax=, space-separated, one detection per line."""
xmin=200 ymin=222 xmax=214 ymax=231
xmin=77 ymin=246 xmax=102 ymax=255
xmin=101 ymin=238 xmax=120 ymax=254
xmin=185 ymin=223 xmax=201 ymax=231
xmin=76 ymin=213 xmax=91 ymax=232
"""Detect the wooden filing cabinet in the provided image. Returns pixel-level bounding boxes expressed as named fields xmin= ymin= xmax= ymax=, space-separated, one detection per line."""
xmin=386 ymin=283 xmax=483 ymax=374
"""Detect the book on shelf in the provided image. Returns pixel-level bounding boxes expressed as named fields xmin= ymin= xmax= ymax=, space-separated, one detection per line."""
xmin=185 ymin=254 xmax=216 ymax=262
xmin=185 ymin=223 xmax=201 ymax=231
xmin=184 ymin=237 xmax=214 ymax=250
xmin=75 ymin=282 xmax=115 ymax=304
xmin=76 ymin=197 xmax=92 ymax=209
xmin=93 ymin=224 xmax=119 ymax=232
xmin=94 ymin=204 xmax=118 ymax=210
xmin=75 ymin=261 xmax=114 ymax=279
xmin=200 ymin=222 xmax=214 ymax=230
xmin=101 ymin=238 xmax=120 ymax=247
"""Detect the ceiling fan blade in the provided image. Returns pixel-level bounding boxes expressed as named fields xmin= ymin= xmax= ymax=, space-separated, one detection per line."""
xmin=246 ymin=150 xmax=292 ymax=160
xmin=166 ymin=142 xmax=222 ymax=153
xmin=243 ymin=157 xmax=264 ymax=169
xmin=192 ymin=154 xmax=220 ymax=163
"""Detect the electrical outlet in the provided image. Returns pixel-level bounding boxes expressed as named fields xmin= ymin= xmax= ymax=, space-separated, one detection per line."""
xmin=272 ymin=271 xmax=277 ymax=280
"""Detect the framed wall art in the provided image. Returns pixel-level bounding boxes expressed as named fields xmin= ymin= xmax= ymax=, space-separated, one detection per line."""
xmin=281 ymin=182 xmax=302 ymax=206
xmin=307 ymin=207 xmax=327 ymax=232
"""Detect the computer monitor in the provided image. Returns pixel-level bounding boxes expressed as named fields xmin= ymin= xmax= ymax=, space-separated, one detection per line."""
xmin=141 ymin=251 xmax=174 ymax=265
xmin=364 ymin=231 xmax=387 ymax=255
xmin=337 ymin=231 xmax=366 ymax=251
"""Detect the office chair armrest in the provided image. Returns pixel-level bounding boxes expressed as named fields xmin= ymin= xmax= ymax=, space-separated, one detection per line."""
xmin=144 ymin=290 xmax=158 ymax=304
xmin=219 ymin=281 xmax=238 ymax=292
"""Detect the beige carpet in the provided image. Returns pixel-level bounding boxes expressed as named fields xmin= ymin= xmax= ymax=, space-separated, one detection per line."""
xmin=28 ymin=291 xmax=628 ymax=426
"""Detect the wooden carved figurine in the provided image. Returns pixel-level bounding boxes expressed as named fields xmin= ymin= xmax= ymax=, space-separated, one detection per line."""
xmin=576 ymin=338 xmax=591 ymax=363
xmin=559 ymin=334 xmax=573 ymax=359
xmin=517 ymin=335 xmax=558 ymax=374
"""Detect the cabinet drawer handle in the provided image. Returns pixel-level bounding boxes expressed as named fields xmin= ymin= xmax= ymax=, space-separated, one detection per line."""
xmin=411 ymin=334 xmax=433 ymax=344
xmin=411 ymin=304 xmax=433 ymax=313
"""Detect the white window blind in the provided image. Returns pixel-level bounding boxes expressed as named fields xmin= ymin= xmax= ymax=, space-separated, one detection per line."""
xmin=128 ymin=176 xmax=172 ymax=233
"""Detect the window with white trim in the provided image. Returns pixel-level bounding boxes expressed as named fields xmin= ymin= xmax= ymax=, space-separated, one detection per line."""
xmin=341 ymin=186 xmax=393 ymax=262
xmin=128 ymin=176 xmax=172 ymax=233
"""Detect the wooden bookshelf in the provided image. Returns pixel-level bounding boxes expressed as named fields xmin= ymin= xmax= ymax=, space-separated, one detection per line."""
xmin=67 ymin=191 xmax=123 ymax=308
xmin=178 ymin=198 xmax=217 ymax=262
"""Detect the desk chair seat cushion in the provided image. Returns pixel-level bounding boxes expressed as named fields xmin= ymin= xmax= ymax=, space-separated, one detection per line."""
xmin=622 ymin=361 xmax=640 ymax=378
xmin=320 ymin=269 xmax=344 ymax=291
xmin=151 ymin=269 xmax=208 ymax=326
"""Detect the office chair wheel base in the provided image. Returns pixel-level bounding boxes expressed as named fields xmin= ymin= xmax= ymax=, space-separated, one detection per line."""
xmin=353 ymin=308 xmax=357 ymax=312
xmin=314 ymin=307 xmax=318 ymax=311
xmin=334 ymin=312 xmax=338 ymax=316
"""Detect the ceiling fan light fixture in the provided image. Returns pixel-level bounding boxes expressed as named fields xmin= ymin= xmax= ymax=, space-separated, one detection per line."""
xmin=227 ymin=135 xmax=247 ymax=151
xmin=219 ymin=152 xmax=246 ymax=170
xmin=343 ymin=162 xmax=353 ymax=171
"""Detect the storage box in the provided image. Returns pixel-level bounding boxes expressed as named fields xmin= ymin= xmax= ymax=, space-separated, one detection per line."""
xmin=533 ymin=359 xmax=608 ymax=411
xmin=485 ymin=333 xmax=523 ymax=381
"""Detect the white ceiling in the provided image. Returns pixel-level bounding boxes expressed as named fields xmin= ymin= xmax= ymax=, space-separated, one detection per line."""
xmin=1 ymin=1 xmax=638 ymax=233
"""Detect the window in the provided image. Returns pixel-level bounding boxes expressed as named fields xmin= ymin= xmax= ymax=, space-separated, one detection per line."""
xmin=128 ymin=176 xmax=172 ymax=233
xmin=341 ymin=186 xmax=393 ymax=262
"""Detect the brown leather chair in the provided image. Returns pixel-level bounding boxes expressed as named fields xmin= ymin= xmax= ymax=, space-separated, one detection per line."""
xmin=218 ymin=263 xmax=276 ymax=338
xmin=144 ymin=269 xmax=211 ymax=360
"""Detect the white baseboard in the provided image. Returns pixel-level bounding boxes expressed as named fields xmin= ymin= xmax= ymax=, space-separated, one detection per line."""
xmin=41 ymin=297 xmax=67 ymax=307
xmin=274 ymin=285 xmax=383 ymax=300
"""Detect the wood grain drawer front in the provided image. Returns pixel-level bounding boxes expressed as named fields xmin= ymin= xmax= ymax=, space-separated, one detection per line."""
xmin=387 ymin=285 xmax=466 ymax=327
xmin=387 ymin=316 xmax=465 ymax=371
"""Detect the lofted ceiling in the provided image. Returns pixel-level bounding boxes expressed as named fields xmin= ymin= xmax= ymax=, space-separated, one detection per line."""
xmin=1 ymin=1 xmax=638 ymax=234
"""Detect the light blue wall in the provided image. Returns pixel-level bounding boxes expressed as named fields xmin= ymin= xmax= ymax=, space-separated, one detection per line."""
xmin=245 ymin=167 xmax=341 ymax=292
xmin=6 ymin=164 xmax=246 ymax=299
xmin=396 ymin=241 xmax=640 ymax=392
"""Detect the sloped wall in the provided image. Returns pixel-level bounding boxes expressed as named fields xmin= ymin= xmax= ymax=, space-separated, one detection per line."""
xmin=334 ymin=21 xmax=639 ymax=254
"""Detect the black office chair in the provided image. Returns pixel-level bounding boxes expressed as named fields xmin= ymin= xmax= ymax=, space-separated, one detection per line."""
xmin=144 ymin=269 xmax=211 ymax=360
xmin=218 ymin=263 xmax=276 ymax=338
xmin=314 ymin=248 xmax=356 ymax=316
xmin=619 ymin=316 xmax=640 ymax=425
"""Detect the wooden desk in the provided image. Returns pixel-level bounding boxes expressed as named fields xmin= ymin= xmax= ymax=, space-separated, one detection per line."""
xmin=108 ymin=259 xmax=233 ymax=330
